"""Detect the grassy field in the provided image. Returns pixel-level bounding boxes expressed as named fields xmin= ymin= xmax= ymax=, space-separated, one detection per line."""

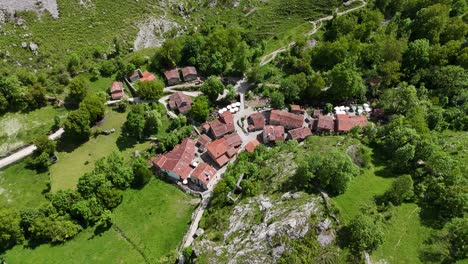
xmin=0 ymin=106 xmax=67 ymax=153
xmin=333 ymin=164 xmax=394 ymax=223
xmin=0 ymin=162 xmax=49 ymax=209
xmin=49 ymin=108 xmax=161 ymax=192
xmin=3 ymin=178 xmax=196 ymax=263
xmin=372 ymin=203 xmax=432 ymax=264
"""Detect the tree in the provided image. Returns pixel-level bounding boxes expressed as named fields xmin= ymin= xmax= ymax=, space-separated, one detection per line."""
xmin=137 ymin=80 xmax=164 ymax=100
xmin=67 ymin=53 xmax=81 ymax=74
xmin=49 ymin=190 xmax=82 ymax=215
xmin=270 ymin=91 xmax=285 ymax=109
xmin=411 ymin=4 xmax=450 ymax=44
xmin=189 ymin=96 xmax=211 ymax=122
xmin=79 ymin=93 xmax=105 ymax=123
xmin=71 ymin=197 xmax=103 ymax=227
xmin=132 ymin=158 xmax=153 ymax=188
xmin=347 ymin=214 xmax=384 ymax=253
xmin=381 ymin=83 xmax=419 ymax=115
xmin=77 ymin=172 xmax=109 ymax=199
xmin=63 ymin=109 xmax=91 ymax=141
xmin=144 ymin=109 xmax=162 ymax=136
xmin=66 ymin=77 xmax=90 ymax=107
xmin=25 ymin=84 xmax=47 ymax=110
xmin=122 ymin=104 xmax=146 ymax=140
xmin=327 ymin=61 xmax=366 ymax=102
xmin=99 ymin=60 xmax=117 ymax=77
xmin=404 ymin=39 xmax=430 ymax=72
xmin=380 ymin=175 xmax=414 ymax=205
xmin=0 ymin=208 xmax=24 ymax=250
xmin=279 ymin=73 xmax=306 ymax=103
xmin=94 ymin=151 xmax=134 ymax=190
xmin=200 ymin=76 xmax=224 ymax=102
xmin=315 ymin=151 xmax=360 ymax=195
xmin=152 ymin=38 xmax=183 ymax=69
xmin=303 ymin=72 xmax=325 ymax=100
xmin=430 ymin=65 xmax=468 ymax=100
xmin=0 ymin=75 xmax=25 ymax=111
xmin=34 ymin=135 xmax=56 ymax=155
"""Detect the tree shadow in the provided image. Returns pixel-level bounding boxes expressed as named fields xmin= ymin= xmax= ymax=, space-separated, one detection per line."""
xmin=116 ymin=134 xmax=137 ymax=151
xmin=56 ymin=135 xmax=84 ymax=153
xmin=371 ymin=150 xmax=398 ymax=179
xmin=89 ymin=223 xmax=113 ymax=240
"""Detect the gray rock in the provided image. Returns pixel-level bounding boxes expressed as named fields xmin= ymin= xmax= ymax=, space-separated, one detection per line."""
xmin=29 ymin=42 xmax=38 ymax=51
xmin=21 ymin=42 xmax=27 ymax=48
xmin=292 ymin=192 xmax=302 ymax=199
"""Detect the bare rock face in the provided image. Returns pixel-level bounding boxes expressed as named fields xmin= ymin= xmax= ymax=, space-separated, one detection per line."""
xmin=0 ymin=0 xmax=59 ymax=19
xmin=133 ymin=17 xmax=180 ymax=51
xmin=193 ymin=193 xmax=327 ymax=263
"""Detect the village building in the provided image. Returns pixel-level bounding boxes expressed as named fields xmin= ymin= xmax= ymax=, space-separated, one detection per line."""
xmin=245 ymin=139 xmax=260 ymax=153
xmin=207 ymin=132 xmax=242 ymax=167
xmin=269 ymin=110 xmax=304 ymax=130
xmin=288 ymin=127 xmax=312 ymax=141
xmin=263 ymin=125 xmax=285 ymax=144
xmin=128 ymin=69 xmax=142 ymax=82
xmin=316 ymin=115 xmax=335 ymax=133
xmin=247 ymin=112 xmax=266 ymax=132
xmin=110 ymin=81 xmax=124 ymax=100
xmin=312 ymin=109 xmax=322 ymax=118
xmin=182 ymin=66 xmax=198 ymax=82
xmin=164 ymin=69 xmax=181 ymax=85
xmin=140 ymin=71 xmax=156 ymax=82
xmin=209 ymin=111 xmax=235 ymax=139
xmin=290 ymin=105 xmax=305 ymax=115
xmin=197 ymin=134 xmax=212 ymax=152
xmin=189 ymin=162 xmax=216 ymax=190
xmin=151 ymin=138 xmax=196 ymax=182
xmin=168 ymin=92 xmax=192 ymax=114
xmin=335 ymin=114 xmax=368 ymax=133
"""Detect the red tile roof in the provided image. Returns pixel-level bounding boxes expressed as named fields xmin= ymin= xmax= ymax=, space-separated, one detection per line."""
xmin=269 ymin=110 xmax=303 ymax=129
xmin=190 ymin=163 xmax=216 ymax=186
xmin=207 ymin=132 xmax=242 ymax=167
xmin=288 ymin=127 xmax=312 ymax=141
xmin=169 ymin=92 xmax=192 ymax=114
xmin=209 ymin=111 xmax=235 ymax=138
xmin=207 ymin=138 xmax=228 ymax=160
xmin=151 ymin=138 xmax=196 ymax=179
xmin=140 ymin=71 xmax=156 ymax=82
xmin=224 ymin=132 xmax=242 ymax=148
xmin=182 ymin=66 xmax=197 ymax=77
xmin=263 ymin=125 xmax=285 ymax=143
xmin=164 ymin=69 xmax=180 ymax=81
xmin=336 ymin=114 xmax=367 ymax=132
xmin=248 ymin=112 xmax=266 ymax=131
xmin=110 ymin=82 xmax=124 ymax=100
xmin=290 ymin=105 xmax=305 ymax=114
xmin=197 ymin=134 xmax=212 ymax=152
xmin=317 ymin=115 xmax=335 ymax=132
xmin=245 ymin=139 xmax=260 ymax=153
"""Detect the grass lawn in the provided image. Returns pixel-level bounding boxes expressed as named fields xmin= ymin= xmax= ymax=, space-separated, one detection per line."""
xmin=49 ymin=108 xmax=154 ymax=192
xmin=3 ymin=179 xmax=196 ymax=263
xmin=0 ymin=106 xmax=67 ymax=153
xmin=0 ymin=162 xmax=49 ymax=209
xmin=372 ymin=203 xmax=432 ymax=264
xmin=333 ymin=164 xmax=394 ymax=223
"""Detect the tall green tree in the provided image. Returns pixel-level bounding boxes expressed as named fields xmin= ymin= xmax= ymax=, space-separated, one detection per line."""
xmin=0 ymin=208 xmax=24 ymax=250
xmin=67 ymin=77 xmax=90 ymax=107
xmin=189 ymin=95 xmax=211 ymax=122
xmin=328 ymin=61 xmax=366 ymax=102
xmin=122 ymin=104 xmax=146 ymax=140
xmin=63 ymin=109 xmax=91 ymax=141
xmin=79 ymin=93 xmax=105 ymax=123
xmin=137 ymin=80 xmax=164 ymax=100
xmin=200 ymin=76 xmax=225 ymax=102
xmin=347 ymin=214 xmax=384 ymax=253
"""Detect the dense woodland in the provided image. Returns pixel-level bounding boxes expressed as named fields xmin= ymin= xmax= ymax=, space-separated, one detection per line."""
xmin=0 ymin=0 xmax=467 ymax=263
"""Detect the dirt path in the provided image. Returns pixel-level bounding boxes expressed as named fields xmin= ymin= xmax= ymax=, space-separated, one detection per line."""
xmin=112 ymin=224 xmax=151 ymax=264
xmin=259 ymin=0 xmax=367 ymax=66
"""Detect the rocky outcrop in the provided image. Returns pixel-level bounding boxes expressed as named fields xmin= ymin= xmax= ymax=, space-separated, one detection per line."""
xmin=133 ymin=17 xmax=180 ymax=51
xmin=193 ymin=192 xmax=331 ymax=263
